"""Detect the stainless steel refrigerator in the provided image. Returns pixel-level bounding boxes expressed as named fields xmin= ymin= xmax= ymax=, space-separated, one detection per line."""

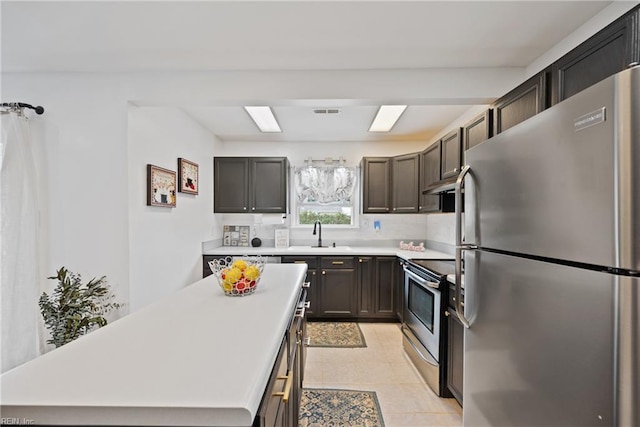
xmin=455 ymin=66 xmax=639 ymax=426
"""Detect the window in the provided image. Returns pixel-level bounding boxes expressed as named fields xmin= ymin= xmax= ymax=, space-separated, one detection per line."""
xmin=291 ymin=165 xmax=359 ymax=227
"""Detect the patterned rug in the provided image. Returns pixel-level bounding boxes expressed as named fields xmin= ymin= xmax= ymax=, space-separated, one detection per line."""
xmin=306 ymin=322 xmax=367 ymax=348
xmin=299 ymin=388 xmax=385 ymax=427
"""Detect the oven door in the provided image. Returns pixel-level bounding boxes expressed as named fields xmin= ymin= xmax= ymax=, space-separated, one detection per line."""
xmin=403 ymin=267 xmax=441 ymax=362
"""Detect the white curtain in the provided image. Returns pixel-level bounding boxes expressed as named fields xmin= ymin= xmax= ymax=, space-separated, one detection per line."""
xmin=294 ymin=165 xmax=357 ymax=204
xmin=1 ymin=109 xmax=40 ymax=373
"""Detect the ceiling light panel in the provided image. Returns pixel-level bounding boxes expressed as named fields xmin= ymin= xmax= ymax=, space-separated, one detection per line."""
xmin=369 ymin=105 xmax=407 ymax=132
xmin=244 ymin=106 xmax=282 ymax=132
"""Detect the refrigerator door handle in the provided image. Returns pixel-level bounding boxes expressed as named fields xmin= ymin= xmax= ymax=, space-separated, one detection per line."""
xmin=455 ymin=165 xmax=476 ymax=328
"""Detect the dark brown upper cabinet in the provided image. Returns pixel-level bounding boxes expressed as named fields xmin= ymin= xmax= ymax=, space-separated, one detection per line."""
xmin=440 ymin=128 xmax=463 ymax=179
xmin=419 ymin=141 xmax=441 ymax=213
xmin=361 ymin=157 xmax=391 ymax=214
xmin=463 ymin=110 xmax=493 ymax=152
xmin=391 ymin=153 xmax=420 ymax=213
xmin=214 ymin=157 xmax=287 ymax=213
xmin=493 ymin=70 xmax=549 ymax=136
xmin=250 ymin=157 xmax=288 ymax=213
xmin=551 ymin=6 xmax=640 ymax=105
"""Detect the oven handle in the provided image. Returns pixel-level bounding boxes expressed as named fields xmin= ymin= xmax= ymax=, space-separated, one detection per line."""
xmin=455 ymin=165 xmax=476 ymax=329
xmin=401 ymin=325 xmax=437 ymax=367
xmin=403 ymin=267 xmax=440 ymax=290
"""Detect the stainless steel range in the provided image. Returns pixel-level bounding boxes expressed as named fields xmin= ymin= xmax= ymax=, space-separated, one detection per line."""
xmin=401 ymin=259 xmax=455 ymax=397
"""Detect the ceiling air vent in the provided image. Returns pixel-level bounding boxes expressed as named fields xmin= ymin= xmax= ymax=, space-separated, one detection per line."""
xmin=313 ymin=108 xmax=341 ymax=115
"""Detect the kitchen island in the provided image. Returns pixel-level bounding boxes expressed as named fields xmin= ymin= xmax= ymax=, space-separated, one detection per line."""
xmin=0 ymin=264 xmax=308 ymax=427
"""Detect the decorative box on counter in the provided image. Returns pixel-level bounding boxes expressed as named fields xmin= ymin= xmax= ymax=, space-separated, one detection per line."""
xmin=223 ymin=225 xmax=250 ymax=247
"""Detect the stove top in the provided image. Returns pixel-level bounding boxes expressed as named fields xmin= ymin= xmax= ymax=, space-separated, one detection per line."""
xmin=408 ymin=259 xmax=456 ymax=279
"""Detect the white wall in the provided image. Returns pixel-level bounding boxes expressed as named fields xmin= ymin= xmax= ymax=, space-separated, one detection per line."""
xmin=128 ymin=107 xmax=221 ymax=311
xmin=217 ymin=139 xmax=428 ymax=165
xmin=3 ymin=74 xmax=131 ymax=311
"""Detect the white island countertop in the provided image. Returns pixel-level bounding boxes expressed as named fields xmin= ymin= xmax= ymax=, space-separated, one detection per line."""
xmin=0 ymin=264 xmax=308 ymax=427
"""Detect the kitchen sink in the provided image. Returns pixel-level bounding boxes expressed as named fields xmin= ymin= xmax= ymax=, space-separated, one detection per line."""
xmin=286 ymin=246 xmax=352 ymax=251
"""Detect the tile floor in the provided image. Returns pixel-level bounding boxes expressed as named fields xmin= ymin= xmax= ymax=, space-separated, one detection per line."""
xmin=303 ymin=322 xmax=462 ymax=427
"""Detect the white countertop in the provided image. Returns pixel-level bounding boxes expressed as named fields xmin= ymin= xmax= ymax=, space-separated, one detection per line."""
xmin=203 ymin=245 xmax=454 ymax=261
xmin=0 ymin=264 xmax=308 ymax=427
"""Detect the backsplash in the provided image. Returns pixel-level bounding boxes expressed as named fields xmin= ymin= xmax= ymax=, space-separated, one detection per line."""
xmin=425 ymin=213 xmax=456 ymax=245
xmin=204 ymin=213 xmax=463 ymax=255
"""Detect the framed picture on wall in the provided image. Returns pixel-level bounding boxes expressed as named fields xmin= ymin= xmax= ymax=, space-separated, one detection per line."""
xmin=147 ymin=164 xmax=177 ymax=207
xmin=178 ymin=158 xmax=199 ymax=195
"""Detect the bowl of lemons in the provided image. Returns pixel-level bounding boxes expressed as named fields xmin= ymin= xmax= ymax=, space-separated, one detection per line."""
xmin=208 ymin=256 xmax=265 ymax=296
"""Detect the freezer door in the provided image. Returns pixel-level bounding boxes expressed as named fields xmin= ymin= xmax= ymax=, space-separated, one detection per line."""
xmin=463 ymin=250 xmax=617 ymax=427
xmin=464 ymin=66 xmax=640 ymax=271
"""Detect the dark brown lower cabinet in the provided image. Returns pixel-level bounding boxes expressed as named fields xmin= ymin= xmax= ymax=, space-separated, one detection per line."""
xmin=319 ymin=257 xmax=357 ymax=317
xmin=254 ymin=287 xmax=306 ymax=427
xmin=357 ymin=256 xmax=397 ymax=320
xmin=446 ymin=309 xmax=464 ymax=406
xmin=395 ymin=259 xmax=406 ymax=322
xmin=208 ymin=254 xmax=402 ymax=321
xmin=373 ymin=257 xmax=396 ymax=317
xmin=254 ymin=336 xmax=288 ymax=427
xmin=357 ymin=256 xmax=375 ymax=317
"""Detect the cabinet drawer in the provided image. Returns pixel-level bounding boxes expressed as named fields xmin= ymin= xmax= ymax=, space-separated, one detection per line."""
xmin=282 ymin=256 xmax=318 ymax=269
xmin=321 ymin=257 xmax=356 ymax=269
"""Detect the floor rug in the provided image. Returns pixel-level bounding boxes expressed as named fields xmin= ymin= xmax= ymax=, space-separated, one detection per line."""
xmin=299 ymin=388 xmax=385 ymax=427
xmin=306 ymin=322 xmax=366 ymax=348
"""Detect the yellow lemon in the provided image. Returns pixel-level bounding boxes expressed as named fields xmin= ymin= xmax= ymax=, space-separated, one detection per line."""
xmin=222 ymin=282 xmax=233 ymax=292
xmin=232 ymin=259 xmax=248 ymax=271
xmin=225 ymin=267 xmax=243 ymax=284
xmin=244 ymin=265 xmax=260 ymax=281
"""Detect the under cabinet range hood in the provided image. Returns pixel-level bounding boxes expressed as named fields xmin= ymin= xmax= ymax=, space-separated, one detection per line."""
xmin=423 ymin=174 xmax=459 ymax=195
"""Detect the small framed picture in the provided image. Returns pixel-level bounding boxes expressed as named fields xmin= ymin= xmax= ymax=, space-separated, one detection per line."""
xmin=178 ymin=158 xmax=199 ymax=195
xmin=147 ymin=164 xmax=176 ymax=207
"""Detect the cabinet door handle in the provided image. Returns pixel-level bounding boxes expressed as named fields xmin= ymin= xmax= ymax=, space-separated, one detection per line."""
xmin=302 ymin=281 xmax=310 ymax=288
xmin=296 ymin=301 xmax=310 ymax=318
xmin=274 ymin=372 xmax=293 ymax=403
xmin=359 ymin=258 xmax=363 ymax=263
xmin=252 ymin=207 xmax=255 ymax=211
xmin=312 ymin=271 xmax=316 ymax=276
xmin=322 ymin=270 xmax=326 ymax=275
xmin=385 ymin=208 xmax=389 ymax=211
xmin=332 ymin=261 xmax=344 ymax=265
xmin=393 ymin=208 xmax=397 ymax=211
xmin=445 ymin=311 xmax=450 ymax=317
xmin=243 ymin=207 xmax=247 ymax=211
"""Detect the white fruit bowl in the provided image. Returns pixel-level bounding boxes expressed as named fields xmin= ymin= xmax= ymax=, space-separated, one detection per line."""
xmin=208 ymin=256 xmax=265 ymax=296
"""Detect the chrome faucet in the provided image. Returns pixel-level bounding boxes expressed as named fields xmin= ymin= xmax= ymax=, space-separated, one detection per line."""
xmin=312 ymin=220 xmax=323 ymax=247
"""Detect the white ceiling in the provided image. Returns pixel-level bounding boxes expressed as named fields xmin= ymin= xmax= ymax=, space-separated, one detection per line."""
xmin=1 ymin=1 xmax=615 ymax=143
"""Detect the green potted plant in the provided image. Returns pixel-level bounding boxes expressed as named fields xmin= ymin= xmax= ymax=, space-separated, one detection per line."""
xmin=39 ymin=267 xmax=123 ymax=348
